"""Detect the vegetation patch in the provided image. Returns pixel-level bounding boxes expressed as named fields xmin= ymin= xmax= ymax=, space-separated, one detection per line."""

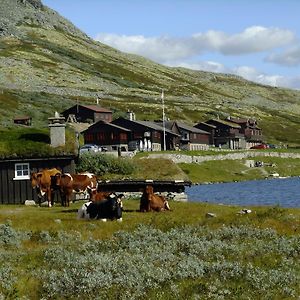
xmin=0 ymin=201 xmax=299 ymax=299
xmin=76 ymin=153 xmax=137 ymax=177
xmin=0 ymin=127 xmax=76 ymax=158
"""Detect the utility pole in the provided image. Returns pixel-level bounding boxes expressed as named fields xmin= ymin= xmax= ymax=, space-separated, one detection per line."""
xmin=161 ymin=89 xmax=166 ymax=151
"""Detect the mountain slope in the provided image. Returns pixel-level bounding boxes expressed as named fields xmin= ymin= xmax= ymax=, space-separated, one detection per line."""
xmin=1 ymin=0 xmax=300 ymax=144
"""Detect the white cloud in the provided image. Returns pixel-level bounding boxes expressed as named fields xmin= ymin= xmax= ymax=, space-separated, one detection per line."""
xmin=168 ymin=61 xmax=300 ymax=90
xmin=95 ymin=26 xmax=296 ymax=62
xmin=95 ymin=33 xmax=195 ymax=62
xmin=266 ymin=45 xmax=300 ymax=66
xmin=94 ymin=27 xmax=299 ymax=89
xmin=167 ymin=60 xmax=228 ymax=73
xmin=233 ymin=66 xmax=282 ymax=86
xmin=219 ymin=26 xmax=295 ymax=55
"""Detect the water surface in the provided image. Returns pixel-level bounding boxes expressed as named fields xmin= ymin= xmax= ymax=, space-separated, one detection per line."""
xmin=186 ymin=177 xmax=300 ymax=208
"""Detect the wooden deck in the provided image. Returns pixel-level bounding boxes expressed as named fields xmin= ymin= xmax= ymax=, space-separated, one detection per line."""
xmin=97 ymin=179 xmax=192 ymax=193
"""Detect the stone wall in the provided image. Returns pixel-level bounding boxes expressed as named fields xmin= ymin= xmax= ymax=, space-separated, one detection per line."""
xmin=148 ymin=151 xmax=300 ymax=164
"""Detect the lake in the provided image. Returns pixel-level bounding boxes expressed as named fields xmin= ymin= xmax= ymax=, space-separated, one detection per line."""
xmin=186 ymin=177 xmax=300 ymax=208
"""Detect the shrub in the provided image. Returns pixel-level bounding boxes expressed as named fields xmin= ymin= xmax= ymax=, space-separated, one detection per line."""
xmin=34 ymin=224 xmax=300 ymax=299
xmin=76 ymin=153 xmax=136 ymax=176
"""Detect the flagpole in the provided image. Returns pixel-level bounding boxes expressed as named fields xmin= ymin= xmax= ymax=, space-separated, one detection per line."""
xmin=161 ymin=89 xmax=166 ymax=151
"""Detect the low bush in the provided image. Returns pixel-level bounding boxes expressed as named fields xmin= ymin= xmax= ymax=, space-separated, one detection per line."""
xmin=0 ymin=223 xmax=299 ymax=299
xmin=76 ymin=153 xmax=136 ymax=176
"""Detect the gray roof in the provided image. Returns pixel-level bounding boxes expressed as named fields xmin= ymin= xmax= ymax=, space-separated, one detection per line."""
xmin=176 ymin=121 xmax=210 ymax=134
xmin=196 ymin=122 xmax=217 ymax=129
xmin=134 ymin=120 xmax=180 ymax=136
xmin=83 ymin=120 xmax=131 ymax=133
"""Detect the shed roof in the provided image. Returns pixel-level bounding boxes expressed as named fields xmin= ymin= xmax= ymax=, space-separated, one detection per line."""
xmin=195 ymin=122 xmax=217 ymax=129
xmin=14 ymin=116 xmax=32 ymax=121
xmin=83 ymin=120 xmax=131 ymax=133
xmin=176 ymin=121 xmax=210 ymax=134
xmin=134 ymin=120 xmax=180 ymax=136
xmin=208 ymin=119 xmax=241 ymax=129
xmin=81 ymin=105 xmax=112 ymax=113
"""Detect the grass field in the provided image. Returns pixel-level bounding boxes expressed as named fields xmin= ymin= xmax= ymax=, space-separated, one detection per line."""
xmin=0 ymin=200 xmax=299 ymax=299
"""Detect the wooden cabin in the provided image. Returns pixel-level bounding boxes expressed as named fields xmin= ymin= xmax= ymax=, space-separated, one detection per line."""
xmin=112 ymin=118 xmax=180 ymax=151
xmin=0 ymin=156 xmax=75 ymax=204
xmin=205 ymin=119 xmax=245 ymax=149
xmin=194 ymin=122 xmax=216 ymax=145
xmin=175 ymin=121 xmax=210 ymax=150
xmin=82 ymin=120 xmax=131 ymax=151
xmin=229 ymin=118 xmax=264 ymax=148
xmin=61 ymin=104 xmax=112 ymax=123
xmin=13 ymin=116 xmax=32 ymax=126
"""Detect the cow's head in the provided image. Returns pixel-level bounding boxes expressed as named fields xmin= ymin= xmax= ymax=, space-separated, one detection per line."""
xmin=145 ymin=185 xmax=154 ymax=195
xmin=51 ymin=173 xmax=63 ymax=187
xmin=77 ymin=201 xmax=94 ymax=219
xmin=31 ymin=172 xmax=42 ymax=188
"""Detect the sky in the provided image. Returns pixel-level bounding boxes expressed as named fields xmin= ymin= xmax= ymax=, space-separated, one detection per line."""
xmin=42 ymin=0 xmax=300 ymax=90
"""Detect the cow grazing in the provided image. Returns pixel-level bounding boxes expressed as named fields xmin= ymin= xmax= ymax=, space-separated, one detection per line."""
xmin=77 ymin=193 xmax=124 ymax=221
xmin=31 ymin=168 xmax=61 ymax=207
xmin=140 ymin=185 xmax=171 ymax=212
xmin=53 ymin=173 xmax=97 ymax=207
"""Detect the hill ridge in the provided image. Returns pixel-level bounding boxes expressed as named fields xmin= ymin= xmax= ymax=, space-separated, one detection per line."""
xmin=0 ymin=0 xmax=300 ymax=144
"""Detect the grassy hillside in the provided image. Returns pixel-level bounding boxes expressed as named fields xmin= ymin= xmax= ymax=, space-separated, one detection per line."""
xmin=1 ymin=0 xmax=300 ymax=145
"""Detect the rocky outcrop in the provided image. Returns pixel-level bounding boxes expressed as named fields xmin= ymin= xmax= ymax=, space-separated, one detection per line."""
xmin=18 ymin=0 xmax=43 ymax=9
xmin=0 ymin=0 xmax=88 ymax=39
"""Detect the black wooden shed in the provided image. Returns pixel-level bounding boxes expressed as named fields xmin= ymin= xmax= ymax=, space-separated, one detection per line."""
xmin=0 ymin=155 xmax=76 ymax=204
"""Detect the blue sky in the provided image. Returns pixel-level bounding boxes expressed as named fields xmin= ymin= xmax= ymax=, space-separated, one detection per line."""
xmin=43 ymin=0 xmax=300 ymax=89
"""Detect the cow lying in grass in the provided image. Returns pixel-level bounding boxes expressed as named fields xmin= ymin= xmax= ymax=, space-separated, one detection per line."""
xmin=77 ymin=193 xmax=124 ymax=221
xmin=140 ymin=185 xmax=171 ymax=212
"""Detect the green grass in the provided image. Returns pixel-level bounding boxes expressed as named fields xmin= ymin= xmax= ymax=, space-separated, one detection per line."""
xmin=0 ymin=200 xmax=299 ymax=237
xmin=132 ymin=158 xmax=189 ymax=181
xmin=0 ymin=201 xmax=299 ymax=299
xmin=179 ymin=156 xmax=300 ymax=183
xmin=0 ymin=127 xmax=76 ymax=158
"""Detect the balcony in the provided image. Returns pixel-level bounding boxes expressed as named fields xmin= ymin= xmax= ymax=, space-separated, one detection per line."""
xmin=245 ymin=134 xmax=264 ymax=141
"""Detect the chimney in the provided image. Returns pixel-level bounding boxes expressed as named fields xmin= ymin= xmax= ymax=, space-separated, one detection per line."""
xmin=48 ymin=112 xmax=66 ymax=147
xmin=127 ymin=110 xmax=136 ymax=121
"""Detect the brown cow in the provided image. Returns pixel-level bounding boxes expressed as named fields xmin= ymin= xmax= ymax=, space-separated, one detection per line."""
xmin=31 ymin=168 xmax=61 ymax=207
xmin=54 ymin=173 xmax=97 ymax=207
xmin=90 ymin=190 xmax=113 ymax=202
xmin=140 ymin=185 xmax=170 ymax=212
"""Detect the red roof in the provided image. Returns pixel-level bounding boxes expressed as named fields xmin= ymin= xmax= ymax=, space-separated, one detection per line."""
xmin=14 ymin=116 xmax=31 ymax=121
xmin=82 ymin=105 xmax=112 ymax=113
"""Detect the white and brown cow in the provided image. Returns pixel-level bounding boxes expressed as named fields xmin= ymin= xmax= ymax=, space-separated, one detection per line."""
xmin=77 ymin=193 xmax=124 ymax=221
xmin=53 ymin=173 xmax=97 ymax=207
xmin=31 ymin=168 xmax=61 ymax=207
xmin=140 ymin=185 xmax=171 ymax=212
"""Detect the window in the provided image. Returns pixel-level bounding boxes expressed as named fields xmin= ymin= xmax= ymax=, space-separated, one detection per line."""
xmin=14 ymin=163 xmax=30 ymax=180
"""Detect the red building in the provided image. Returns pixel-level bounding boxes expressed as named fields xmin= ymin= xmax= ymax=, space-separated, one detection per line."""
xmin=61 ymin=104 xmax=112 ymax=123
xmin=112 ymin=118 xmax=180 ymax=151
xmin=13 ymin=116 xmax=32 ymax=126
xmin=82 ymin=120 xmax=130 ymax=151
xmin=205 ymin=119 xmax=245 ymax=149
xmin=166 ymin=121 xmax=210 ymax=150
xmin=229 ymin=118 xmax=264 ymax=148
